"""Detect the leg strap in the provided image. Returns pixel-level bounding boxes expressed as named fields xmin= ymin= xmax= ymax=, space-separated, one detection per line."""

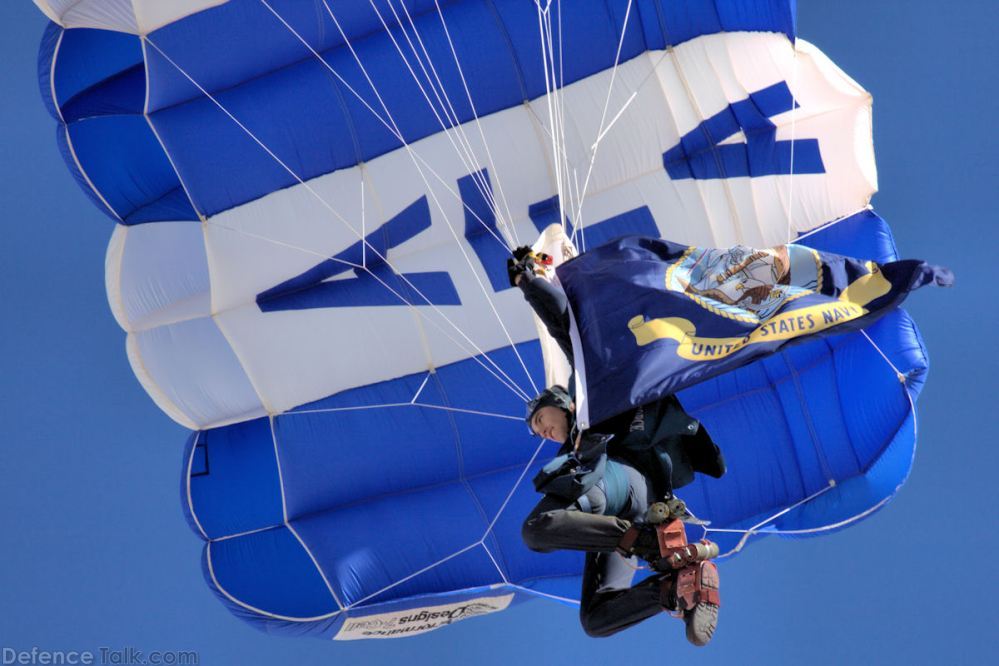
xmin=615 ymin=525 xmax=641 ymax=557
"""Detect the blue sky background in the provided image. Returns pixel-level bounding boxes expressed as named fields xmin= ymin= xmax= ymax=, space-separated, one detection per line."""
xmin=1 ymin=1 xmax=995 ymax=664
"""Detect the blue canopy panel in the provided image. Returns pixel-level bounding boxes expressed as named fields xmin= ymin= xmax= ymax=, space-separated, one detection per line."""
xmin=676 ymin=210 xmax=927 ymax=553
xmin=181 ymin=340 xmax=590 ymax=638
xmin=38 ymin=0 xmax=796 ymax=224
xmin=179 ymin=210 xmax=929 ymax=637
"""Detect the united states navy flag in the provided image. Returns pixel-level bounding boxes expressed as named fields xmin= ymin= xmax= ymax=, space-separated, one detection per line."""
xmin=558 ymin=236 xmax=952 ymax=428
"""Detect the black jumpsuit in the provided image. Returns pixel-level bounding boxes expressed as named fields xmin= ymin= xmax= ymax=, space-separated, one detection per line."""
xmin=517 ymin=271 xmax=672 ymax=637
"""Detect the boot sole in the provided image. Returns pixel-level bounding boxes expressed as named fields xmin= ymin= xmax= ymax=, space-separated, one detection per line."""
xmin=684 ymin=562 xmax=719 ymax=647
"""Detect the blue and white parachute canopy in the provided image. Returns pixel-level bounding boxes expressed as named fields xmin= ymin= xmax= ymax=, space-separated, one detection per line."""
xmin=36 ymin=0 xmax=927 ymax=639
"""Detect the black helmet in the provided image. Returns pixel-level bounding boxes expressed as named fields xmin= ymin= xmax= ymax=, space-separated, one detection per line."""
xmin=525 ymin=385 xmax=572 ymax=432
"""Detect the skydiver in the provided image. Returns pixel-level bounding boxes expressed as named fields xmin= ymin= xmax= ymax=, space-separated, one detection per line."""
xmin=507 ymin=247 xmax=727 ymax=645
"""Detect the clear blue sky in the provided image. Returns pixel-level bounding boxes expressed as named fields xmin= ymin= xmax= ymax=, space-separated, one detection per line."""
xmin=1 ymin=2 xmax=995 ymax=664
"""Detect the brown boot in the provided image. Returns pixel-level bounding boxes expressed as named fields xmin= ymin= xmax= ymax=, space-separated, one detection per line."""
xmin=661 ymin=561 xmax=720 ymax=646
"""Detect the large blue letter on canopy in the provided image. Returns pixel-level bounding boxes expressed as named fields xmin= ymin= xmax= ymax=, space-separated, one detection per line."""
xmin=35 ymin=0 xmax=938 ymax=638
